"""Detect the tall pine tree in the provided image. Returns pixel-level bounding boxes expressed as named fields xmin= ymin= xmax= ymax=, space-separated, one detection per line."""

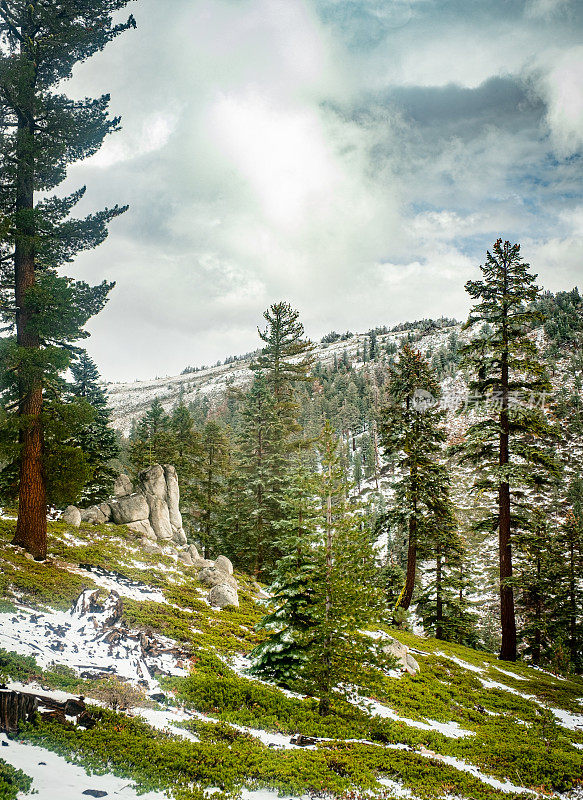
xmin=0 ymin=1 xmax=135 ymax=558
xmin=460 ymin=239 xmax=559 ymax=661
xmin=379 ymin=344 xmax=451 ymax=611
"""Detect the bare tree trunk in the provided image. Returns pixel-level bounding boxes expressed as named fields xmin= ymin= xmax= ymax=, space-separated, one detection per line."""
xmin=401 ymin=513 xmax=417 ymax=610
xmin=435 ymin=551 xmax=443 ymax=640
xmin=12 ymin=23 xmax=47 ymax=560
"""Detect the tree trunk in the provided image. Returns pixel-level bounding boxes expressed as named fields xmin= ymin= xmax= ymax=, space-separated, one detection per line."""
xmin=12 ymin=26 xmax=47 ymax=560
xmin=568 ymin=536 xmax=577 ymax=668
xmin=533 ymin=555 xmax=541 ymax=666
xmin=401 ymin=513 xmax=417 ymax=610
xmin=435 ymin=551 xmax=443 ymax=640
xmin=499 ymin=340 xmax=517 ymax=661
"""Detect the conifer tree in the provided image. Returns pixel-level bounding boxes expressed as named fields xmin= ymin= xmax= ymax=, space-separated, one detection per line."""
xmin=379 ymin=344 xmax=450 ymax=611
xmin=195 ymin=420 xmax=230 ymax=558
xmin=129 ymin=399 xmax=174 ymax=471
xmin=251 ymin=422 xmax=391 ymax=712
xmin=251 ymin=301 xmax=314 ymax=437
xmin=460 ymin=239 xmax=559 ymax=661
xmin=250 ymin=465 xmax=320 ymax=686
xmin=69 ymin=351 xmax=119 ymax=504
xmin=310 ymin=421 xmax=389 ymax=715
xmin=0 ymin=1 xmax=135 ymax=558
xmin=236 ymin=374 xmax=288 ymax=577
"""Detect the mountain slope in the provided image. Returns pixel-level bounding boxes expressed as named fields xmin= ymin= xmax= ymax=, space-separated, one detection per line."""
xmin=1 ymin=518 xmax=582 ymax=800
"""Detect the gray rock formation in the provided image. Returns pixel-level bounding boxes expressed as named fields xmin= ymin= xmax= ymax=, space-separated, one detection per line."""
xmin=198 ymin=565 xmax=237 ymax=590
xmin=70 ymin=464 xmax=187 ymax=547
xmin=62 ymin=505 xmax=81 ymax=527
xmin=382 ymin=636 xmax=421 ymax=676
xmin=109 ymin=494 xmax=150 ymax=525
xmin=138 ymin=465 xmax=187 ymax=546
xmin=80 ymin=506 xmax=108 ymax=525
xmin=208 ymin=583 xmax=239 ymax=608
xmin=214 ymin=555 xmax=233 ymax=575
xmin=114 ymin=474 xmax=133 ymax=497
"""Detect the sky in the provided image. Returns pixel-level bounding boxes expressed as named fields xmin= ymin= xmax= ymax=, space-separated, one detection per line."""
xmin=62 ymin=0 xmax=583 ymax=381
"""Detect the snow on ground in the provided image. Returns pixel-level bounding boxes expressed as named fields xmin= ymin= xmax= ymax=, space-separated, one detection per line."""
xmin=0 ymin=733 xmax=169 ymax=800
xmin=435 ymin=652 xmax=485 ymax=674
xmin=65 ymin=563 xmax=168 ymax=604
xmin=549 ymin=707 xmax=583 ymax=732
xmin=381 ymin=743 xmax=536 ymax=796
xmin=377 ymin=777 xmax=413 ymax=797
xmin=362 ymin=698 xmax=474 ymax=739
xmin=492 ymin=666 xmax=528 ymax=681
xmin=0 ymin=590 xmax=188 ymax=690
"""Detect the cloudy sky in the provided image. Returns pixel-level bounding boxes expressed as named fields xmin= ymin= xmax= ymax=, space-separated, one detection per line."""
xmin=63 ymin=0 xmax=583 ymax=381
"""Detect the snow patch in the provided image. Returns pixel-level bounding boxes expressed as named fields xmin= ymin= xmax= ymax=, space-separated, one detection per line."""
xmin=0 ymin=733 xmax=169 ymax=800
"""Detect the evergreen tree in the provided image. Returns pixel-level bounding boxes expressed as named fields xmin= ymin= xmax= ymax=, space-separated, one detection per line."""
xmin=129 ymin=399 xmax=175 ymax=471
xmin=195 ymin=420 xmax=230 ymax=558
xmin=379 ymin=344 xmax=449 ymax=611
xmin=250 ymin=465 xmax=320 ymax=686
xmin=310 ymin=421 xmax=389 ymax=715
xmin=251 ymin=301 xmax=314 ymax=402
xmin=235 ymin=374 xmax=288 ymax=577
xmin=459 ymin=239 xmax=559 ymax=661
xmin=251 ymin=422 xmax=392 ymax=713
xmin=0 ymin=1 xmax=135 ymax=558
xmin=69 ymin=351 xmax=119 ymax=504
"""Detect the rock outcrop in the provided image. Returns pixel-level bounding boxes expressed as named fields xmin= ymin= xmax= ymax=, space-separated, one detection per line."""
xmin=71 ymin=465 xmax=187 ymax=547
xmin=67 ymin=465 xmax=238 ymax=607
xmin=382 ymin=636 xmax=421 ymax=676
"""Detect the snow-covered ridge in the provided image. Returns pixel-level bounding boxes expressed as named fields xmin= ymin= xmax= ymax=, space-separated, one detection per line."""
xmin=106 ymin=323 xmax=461 ymax=434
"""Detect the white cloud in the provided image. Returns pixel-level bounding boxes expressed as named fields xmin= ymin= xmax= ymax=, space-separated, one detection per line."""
xmin=540 ymin=46 xmax=583 ymax=156
xmin=51 ymin=0 xmax=583 ymax=380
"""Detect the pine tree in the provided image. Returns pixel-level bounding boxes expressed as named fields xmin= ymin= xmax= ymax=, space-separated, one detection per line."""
xmin=236 ymin=374 xmax=288 ymax=577
xmin=195 ymin=420 xmax=230 ymax=558
xmin=379 ymin=344 xmax=449 ymax=611
xmin=69 ymin=351 xmax=119 ymax=504
xmin=250 ymin=465 xmax=320 ymax=686
xmin=251 ymin=422 xmax=391 ymax=712
xmin=0 ymin=1 xmax=135 ymax=558
xmin=129 ymin=399 xmax=175 ymax=471
xmin=251 ymin=301 xmax=314 ymax=438
xmin=310 ymin=421 xmax=389 ymax=715
xmin=460 ymin=239 xmax=559 ymax=661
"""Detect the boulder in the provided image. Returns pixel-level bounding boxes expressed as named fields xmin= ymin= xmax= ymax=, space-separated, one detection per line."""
xmin=114 ymin=474 xmax=133 ymax=498
xmin=381 ymin=637 xmax=420 ymax=676
xmin=208 ymin=583 xmax=239 ymax=608
xmin=62 ymin=505 xmax=81 ymax=528
xmin=139 ymin=464 xmax=167 ymax=500
xmin=147 ymin=496 xmax=173 ymax=541
xmin=214 ymin=555 xmax=233 ymax=575
xmin=99 ymin=502 xmax=112 ymax=522
xmin=126 ymin=519 xmax=157 ymax=541
xmin=188 ymin=544 xmax=201 ymax=561
xmin=178 ymin=551 xmax=193 ymax=566
xmin=164 ymin=465 xmax=183 ymax=531
xmin=109 ymin=494 xmax=150 ymax=525
xmin=141 ymin=540 xmax=161 ymax=554
xmin=172 ymin=527 xmax=187 ymax=546
xmin=405 ymin=653 xmax=420 ymax=675
xmin=80 ymin=506 xmax=107 ymax=525
xmin=198 ymin=565 xmax=237 ymax=590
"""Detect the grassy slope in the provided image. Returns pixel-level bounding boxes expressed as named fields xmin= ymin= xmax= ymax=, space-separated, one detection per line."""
xmin=0 ymin=519 xmax=582 ymax=800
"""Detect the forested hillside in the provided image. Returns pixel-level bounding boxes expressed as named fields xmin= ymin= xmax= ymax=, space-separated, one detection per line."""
xmin=103 ymin=283 xmax=583 ymax=673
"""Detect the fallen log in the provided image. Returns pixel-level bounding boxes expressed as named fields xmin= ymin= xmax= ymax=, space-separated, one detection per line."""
xmin=0 ymin=689 xmax=37 ymax=733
